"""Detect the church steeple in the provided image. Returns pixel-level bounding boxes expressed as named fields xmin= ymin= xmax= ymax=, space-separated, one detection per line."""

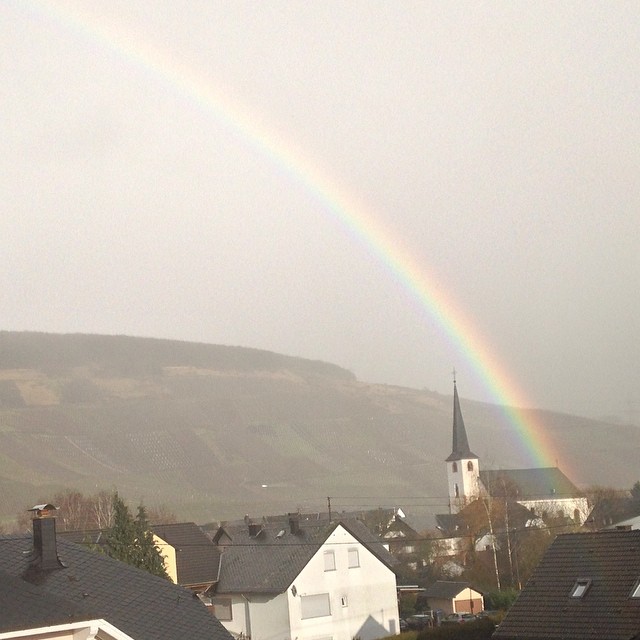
xmin=445 ymin=380 xmax=480 ymax=512
xmin=446 ymin=381 xmax=478 ymax=462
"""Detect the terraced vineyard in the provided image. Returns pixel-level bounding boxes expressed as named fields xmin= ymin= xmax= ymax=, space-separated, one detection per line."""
xmin=0 ymin=331 xmax=637 ymax=527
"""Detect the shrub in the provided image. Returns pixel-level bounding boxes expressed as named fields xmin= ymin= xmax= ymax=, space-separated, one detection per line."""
xmin=417 ymin=618 xmax=495 ymax=640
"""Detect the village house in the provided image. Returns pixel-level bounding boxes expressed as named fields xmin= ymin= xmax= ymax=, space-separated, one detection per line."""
xmin=152 ymin=521 xmax=221 ymax=594
xmin=493 ymin=529 xmax=640 ymax=639
xmin=0 ymin=504 xmax=232 ymax=640
xmin=60 ymin=520 xmax=222 ymax=599
xmin=422 ymin=581 xmax=484 ymax=617
xmin=210 ymin=514 xmax=400 ymax=640
xmin=585 ymin=491 xmax=640 ymax=531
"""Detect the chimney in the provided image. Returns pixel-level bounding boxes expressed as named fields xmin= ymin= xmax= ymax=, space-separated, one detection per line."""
xmin=288 ymin=513 xmax=301 ymax=535
xmin=247 ymin=519 xmax=262 ymax=537
xmin=28 ymin=504 xmax=64 ymax=571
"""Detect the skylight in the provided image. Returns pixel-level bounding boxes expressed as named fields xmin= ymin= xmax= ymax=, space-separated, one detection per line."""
xmin=631 ymin=580 xmax=640 ymax=598
xmin=570 ymin=579 xmax=591 ymax=598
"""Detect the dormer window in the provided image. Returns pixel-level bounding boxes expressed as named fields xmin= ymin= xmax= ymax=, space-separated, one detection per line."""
xmin=631 ymin=579 xmax=640 ymax=598
xmin=570 ymin=579 xmax=591 ymax=598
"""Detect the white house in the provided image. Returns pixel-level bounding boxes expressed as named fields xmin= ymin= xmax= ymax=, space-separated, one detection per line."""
xmin=211 ymin=515 xmax=400 ymax=640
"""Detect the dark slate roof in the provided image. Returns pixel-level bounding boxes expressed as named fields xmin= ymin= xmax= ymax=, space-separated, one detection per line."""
xmin=152 ymin=522 xmax=221 ymax=587
xmin=58 ymin=528 xmax=105 ymax=546
xmin=423 ymin=581 xmax=476 ymax=599
xmin=434 ymin=512 xmax=463 ymax=536
xmin=61 ymin=523 xmax=221 ymax=588
xmin=493 ymin=530 xmax=640 ymax=640
xmin=445 ymin=383 xmax=478 ymax=462
xmin=0 ymin=533 xmax=232 ymax=640
xmin=215 ymin=518 xmax=396 ymax=595
xmin=480 ymin=467 xmax=581 ymax=501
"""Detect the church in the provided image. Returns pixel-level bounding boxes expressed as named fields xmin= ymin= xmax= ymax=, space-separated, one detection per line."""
xmin=440 ymin=381 xmax=589 ymax=527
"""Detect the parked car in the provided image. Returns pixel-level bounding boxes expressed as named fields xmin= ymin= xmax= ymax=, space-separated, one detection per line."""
xmin=441 ymin=612 xmax=476 ymax=625
xmin=476 ymin=609 xmax=501 ymax=619
xmin=405 ymin=613 xmax=434 ymax=630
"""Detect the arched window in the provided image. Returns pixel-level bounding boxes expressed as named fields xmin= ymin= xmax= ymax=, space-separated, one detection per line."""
xmin=467 ymin=461 xmax=474 ymax=471
xmin=454 ymin=483 xmax=460 ymax=498
xmin=452 ymin=462 xmax=458 ymax=473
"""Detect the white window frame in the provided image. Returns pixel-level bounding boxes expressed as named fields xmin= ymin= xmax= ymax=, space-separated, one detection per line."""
xmin=348 ymin=548 xmax=360 ymax=568
xmin=300 ymin=593 xmax=331 ymax=619
xmin=324 ymin=549 xmax=336 ymax=571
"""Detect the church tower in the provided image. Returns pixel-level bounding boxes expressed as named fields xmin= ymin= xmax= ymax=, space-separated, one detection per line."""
xmin=446 ymin=381 xmax=480 ymax=513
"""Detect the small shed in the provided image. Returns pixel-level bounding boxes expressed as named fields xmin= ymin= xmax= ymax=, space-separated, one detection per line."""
xmin=423 ymin=581 xmax=483 ymax=616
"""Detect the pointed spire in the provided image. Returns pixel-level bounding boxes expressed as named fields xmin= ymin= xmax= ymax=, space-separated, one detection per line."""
xmin=446 ymin=381 xmax=478 ymax=461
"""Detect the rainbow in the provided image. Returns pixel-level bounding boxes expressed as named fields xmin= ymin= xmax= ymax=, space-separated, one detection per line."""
xmin=27 ymin=1 xmax=562 ymax=471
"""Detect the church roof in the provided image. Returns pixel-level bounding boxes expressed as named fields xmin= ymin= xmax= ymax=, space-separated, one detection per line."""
xmin=445 ymin=382 xmax=478 ymax=462
xmin=479 ymin=467 xmax=582 ymax=501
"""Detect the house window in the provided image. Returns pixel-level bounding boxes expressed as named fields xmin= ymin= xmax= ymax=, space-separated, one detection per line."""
xmin=452 ymin=462 xmax=458 ymax=473
xmin=467 ymin=461 xmax=473 ymax=471
xmin=570 ymin=579 xmax=591 ymax=598
xmin=631 ymin=580 xmax=640 ymax=598
xmin=454 ymin=483 xmax=460 ymax=498
xmin=324 ymin=550 xmax=336 ymax=571
xmin=301 ymin=593 xmax=331 ymax=619
xmin=341 ymin=595 xmax=348 ymax=607
xmin=211 ymin=597 xmax=233 ymax=620
xmin=348 ymin=548 xmax=360 ymax=568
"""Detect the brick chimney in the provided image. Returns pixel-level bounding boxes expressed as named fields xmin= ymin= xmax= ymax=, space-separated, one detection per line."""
xmin=28 ymin=504 xmax=65 ymax=571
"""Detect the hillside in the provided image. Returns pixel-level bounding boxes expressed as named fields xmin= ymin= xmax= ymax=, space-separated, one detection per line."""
xmin=0 ymin=331 xmax=638 ymax=527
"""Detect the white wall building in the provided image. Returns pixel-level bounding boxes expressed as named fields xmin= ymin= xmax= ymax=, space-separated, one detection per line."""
xmin=212 ymin=516 xmax=400 ymax=640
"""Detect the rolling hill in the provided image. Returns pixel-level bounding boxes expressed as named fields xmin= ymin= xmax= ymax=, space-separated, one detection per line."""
xmin=0 ymin=331 xmax=637 ymax=527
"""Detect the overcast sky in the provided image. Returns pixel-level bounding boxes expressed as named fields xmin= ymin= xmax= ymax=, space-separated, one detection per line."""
xmin=2 ymin=1 xmax=639 ymax=421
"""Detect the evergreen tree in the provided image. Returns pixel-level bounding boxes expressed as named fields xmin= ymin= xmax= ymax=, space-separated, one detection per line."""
xmin=105 ymin=493 xmax=169 ymax=579
xmin=106 ymin=492 xmax=137 ymax=565
xmin=134 ymin=504 xmax=169 ymax=579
